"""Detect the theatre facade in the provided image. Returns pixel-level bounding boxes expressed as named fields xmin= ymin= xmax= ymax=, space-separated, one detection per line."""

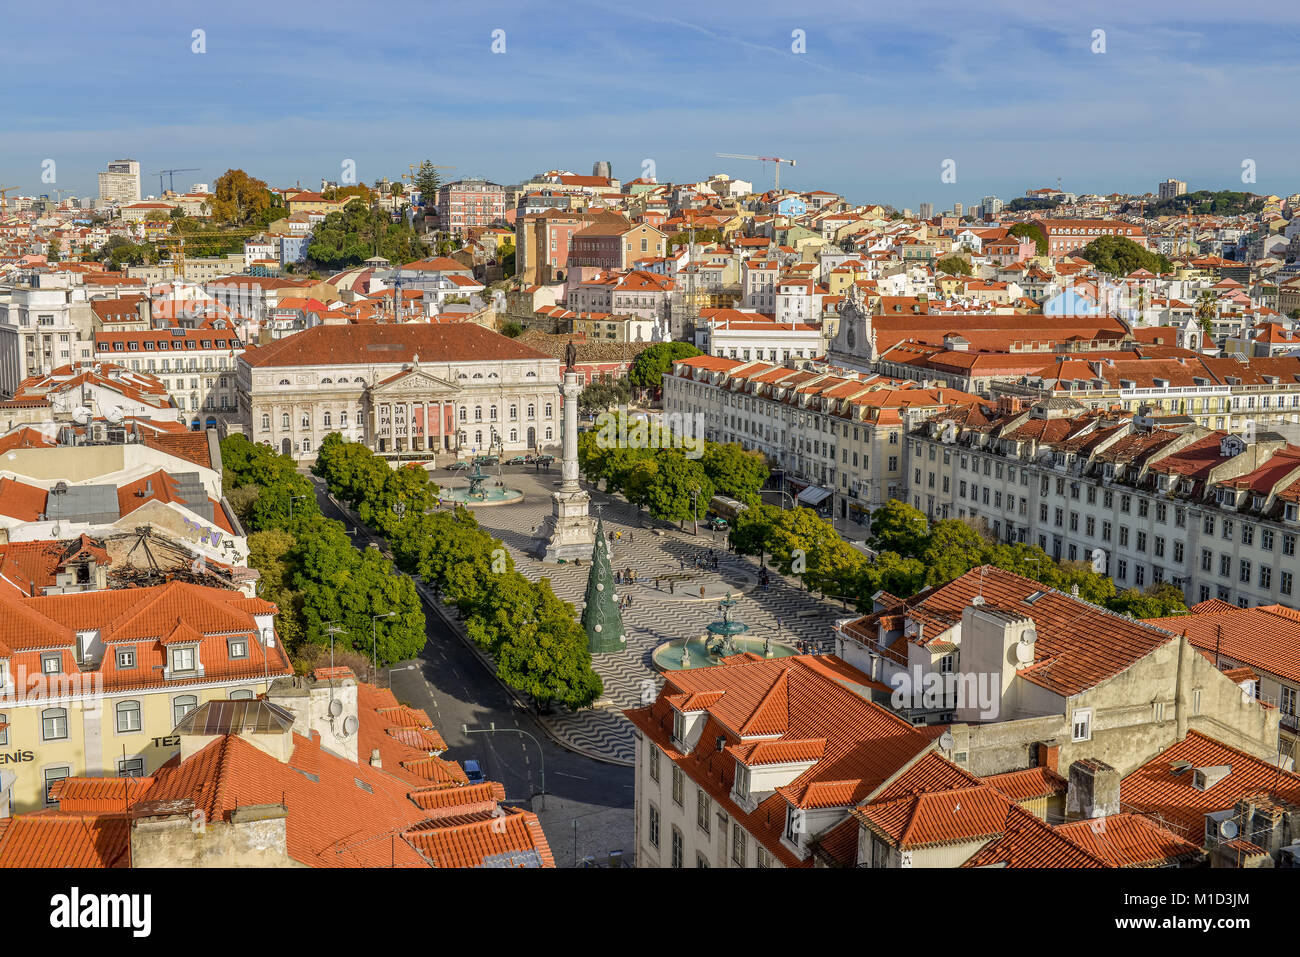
xmin=236 ymin=324 xmax=563 ymax=461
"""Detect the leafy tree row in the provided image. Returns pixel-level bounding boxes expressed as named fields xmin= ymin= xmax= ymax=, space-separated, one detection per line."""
xmin=727 ymin=498 xmax=1189 ymax=618
xmin=312 ymin=435 xmax=603 ymax=710
xmin=627 ymin=342 xmax=702 ymax=394
xmin=578 ymin=416 xmax=769 ymax=515
xmin=222 ymin=435 xmax=427 ymax=672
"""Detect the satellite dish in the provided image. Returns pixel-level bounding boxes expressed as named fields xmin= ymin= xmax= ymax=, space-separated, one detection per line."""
xmin=1219 ymin=819 xmax=1239 ymax=840
xmin=342 ymin=715 xmax=359 ymax=736
xmin=106 ymin=406 xmax=124 ymax=425
xmin=1015 ymin=639 xmax=1036 ymax=665
xmin=72 ymin=406 xmax=93 ymax=425
xmin=938 ymin=731 xmax=955 ymax=751
xmin=328 ymin=698 xmax=343 ymax=717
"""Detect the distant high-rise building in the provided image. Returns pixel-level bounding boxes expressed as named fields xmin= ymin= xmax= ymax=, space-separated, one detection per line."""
xmin=953 ymin=202 xmax=964 ymax=217
xmin=918 ymin=202 xmax=934 ymax=220
xmin=979 ymin=195 xmax=1003 ymax=220
xmin=97 ymin=158 xmax=141 ymax=204
xmin=1159 ymin=178 xmax=1187 ymax=201
xmin=592 ymin=160 xmax=612 ymax=180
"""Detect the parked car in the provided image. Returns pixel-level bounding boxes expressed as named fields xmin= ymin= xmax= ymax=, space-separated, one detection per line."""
xmin=447 ymin=461 xmax=471 ymax=472
xmin=708 ymin=515 xmax=729 ymax=531
xmin=463 ymin=759 xmax=485 ymax=783
xmin=474 ymin=455 xmax=499 ymax=466
xmin=505 ymin=455 xmax=528 ymax=465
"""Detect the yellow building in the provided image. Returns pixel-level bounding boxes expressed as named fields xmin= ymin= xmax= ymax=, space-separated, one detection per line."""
xmin=0 ymin=580 xmax=290 ymax=815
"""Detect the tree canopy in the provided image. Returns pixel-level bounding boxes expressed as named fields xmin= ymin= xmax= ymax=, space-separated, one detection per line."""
xmin=210 ymin=169 xmax=273 ymax=225
xmin=1080 ymin=235 xmax=1173 ymax=276
xmin=627 ymin=342 xmax=702 ymax=392
xmin=306 ymin=199 xmax=429 ymax=269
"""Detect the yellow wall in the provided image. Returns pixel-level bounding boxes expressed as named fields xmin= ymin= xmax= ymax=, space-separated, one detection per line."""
xmin=1 ymin=679 xmax=272 ymax=814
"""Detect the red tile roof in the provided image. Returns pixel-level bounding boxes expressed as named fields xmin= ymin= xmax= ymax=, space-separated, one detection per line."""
xmin=240 ymin=324 xmax=550 ymax=368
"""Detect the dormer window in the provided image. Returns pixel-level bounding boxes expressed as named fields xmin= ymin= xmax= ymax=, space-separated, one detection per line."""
xmin=117 ymin=648 xmax=137 ymax=670
xmin=227 ymin=637 xmax=248 ymax=660
xmin=171 ymin=647 xmax=197 ymax=673
xmin=41 ymin=653 xmax=62 ymax=675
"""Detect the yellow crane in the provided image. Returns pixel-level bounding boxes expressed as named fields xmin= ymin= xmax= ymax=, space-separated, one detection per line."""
xmin=0 ymin=185 xmax=19 ymax=215
xmin=153 ymin=228 xmax=266 ymax=277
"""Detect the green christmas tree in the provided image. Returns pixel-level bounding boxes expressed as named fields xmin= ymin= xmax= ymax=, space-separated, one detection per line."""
xmin=582 ymin=515 xmax=626 ymax=654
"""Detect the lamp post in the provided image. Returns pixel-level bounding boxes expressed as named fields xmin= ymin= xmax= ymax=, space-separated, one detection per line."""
xmin=371 ymin=611 xmax=396 ymax=682
xmin=690 ymin=485 xmax=700 ymax=536
xmin=288 ymin=493 xmax=308 ymax=521
xmin=388 ymin=663 xmax=416 ymax=687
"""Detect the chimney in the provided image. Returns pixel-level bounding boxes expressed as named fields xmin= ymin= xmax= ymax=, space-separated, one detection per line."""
xmin=1035 ymin=741 xmax=1060 ymax=773
xmin=1065 ymin=758 xmax=1121 ymax=821
xmin=370 ymin=749 xmax=382 ymax=768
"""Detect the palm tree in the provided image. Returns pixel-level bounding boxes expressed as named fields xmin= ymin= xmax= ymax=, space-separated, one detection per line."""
xmin=1196 ymin=290 xmax=1218 ymax=342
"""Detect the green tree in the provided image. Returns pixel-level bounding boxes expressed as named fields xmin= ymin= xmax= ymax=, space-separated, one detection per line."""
xmin=1080 ymin=235 xmax=1173 ymax=276
xmin=645 ymin=450 xmax=713 ymax=527
xmin=1196 ymin=290 xmax=1219 ymax=340
xmin=920 ymin=519 xmax=991 ymax=586
xmin=701 ymin=443 xmax=769 ymax=506
xmin=935 ymin=255 xmax=972 ymax=276
xmin=247 ymin=529 xmax=305 ymax=652
xmin=1008 ymin=222 xmax=1047 ymax=256
xmin=489 ymin=578 xmax=603 ymax=710
xmin=1113 ymin=582 xmax=1188 ymax=619
xmin=868 ymin=500 xmax=929 ymax=556
xmin=627 ymin=342 xmax=702 ymax=394
xmin=306 ymin=199 xmax=429 ymax=269
xmin=210 ymin=169 xmax=272 ymax=225
xmin=413 ymin=161 xmax=442 ymax=212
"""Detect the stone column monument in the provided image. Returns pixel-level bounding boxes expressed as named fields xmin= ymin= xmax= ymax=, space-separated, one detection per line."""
xmin=531 ymin=370 xmax=596 ymax=562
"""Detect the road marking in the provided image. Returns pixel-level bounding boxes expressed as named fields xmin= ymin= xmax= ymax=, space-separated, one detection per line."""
xmin=553 ymin=771 xmax=589 ymax=781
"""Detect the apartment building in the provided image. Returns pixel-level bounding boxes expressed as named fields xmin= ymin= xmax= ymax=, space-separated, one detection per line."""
xmin=1033 ymin=218 xmax=1149 ymax=257
xmin=97 ymin=159 xmax=141 ymax=205
xmin=835 ymin=566 xmax=1279 ymax=776
xmin=92 ymin=324 xmax=244 ymax=429
xmin=436 ymin=179 xmax=507 ymax=236
xmin=0 ymin=280 xmax=96 ymax=395
xmin=908 ymin=398 xmax=1300 ymax=609
xmin=663 ymin=354 xmax=979 ymax=522
xmin=0 ymin=580 xmax=290 ymax=815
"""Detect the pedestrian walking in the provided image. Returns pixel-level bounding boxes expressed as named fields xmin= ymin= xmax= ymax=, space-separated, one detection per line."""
xmin=670 ymin=581 xmax=675 ymax=594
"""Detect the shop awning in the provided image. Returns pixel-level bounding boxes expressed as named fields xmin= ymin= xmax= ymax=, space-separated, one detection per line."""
xmin=796 ymin=485 xmax=832 ymax=506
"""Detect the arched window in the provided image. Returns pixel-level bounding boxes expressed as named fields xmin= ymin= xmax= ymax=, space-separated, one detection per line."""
xmin=340 ymin=411 xmax=348 ymax=427
xmin=526 ymin=371 xmax=537 ymax=377
xmin=230 ymin=690 xmax=254 ymax=701
xmin=42 ymin=707 xmax=69 ymax=740
xmin=172 ymin=695 xmax=198 ymax=727
xmin=323 ymin=411 xmax=332 ymax=427
xmin=321 ymin=377 xmax=332 ymax=384
xmin=527 ymin=404 xmax=535 ymax=419
xmin=489 ymin=406 xmax=498 ymax=421
xmin=475 ymin=430 xmax=483 ymax=445
xmin=474 ymin=406 xmax=483 ymax=421
xmin=545 ymin=428 xmax=553 ymax=441
xmin=115 ymin=700 xmax=142 ymax=734
xmin=337 ymin=376 xmax=349 ymax=383
xmin=278 ymin=379 xmax=290 ymax=386
xmin=509 ymin=429 xmax=518 ymax=442
xmin=281 ymin=413 xmax=290 ymax=429
xmin=301 ymin=414 xmax=310 ymax=428
xmin=509 ymin=404 xmax=518 ymax=420
xmin=472 ymin=372 xmax=484 ymax=379
xmin=459 ymin=407 xmax=467 ymax=422
xmin=261 ymin=413 xmax=270 ymax=431
xmin=545 ymin=403 xmax=553 ymax=418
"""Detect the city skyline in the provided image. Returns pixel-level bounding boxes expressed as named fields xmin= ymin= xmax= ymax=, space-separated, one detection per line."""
xmin=3 ymin=0 xmax=1298 ymax=206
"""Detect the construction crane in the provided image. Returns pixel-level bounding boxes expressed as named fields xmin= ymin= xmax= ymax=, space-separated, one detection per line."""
xmin=153 ymin=228 xmax=264 ymax=278
xmin=0 ymin=185 xmax=19 ymax=214
xmin=153 ymin=168 xmax=200 ymax=196
xmin=715 ymin=153 xmax=797 ymax=192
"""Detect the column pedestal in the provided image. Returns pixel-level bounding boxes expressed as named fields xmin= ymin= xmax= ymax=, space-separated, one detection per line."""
xmin=531 ymin=371 xmax=595 ymax=562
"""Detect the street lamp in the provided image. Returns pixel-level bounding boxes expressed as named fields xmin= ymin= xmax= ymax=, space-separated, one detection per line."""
xmin=288 ymin=493 xmax=308 ymax=520
xmin=371 ymin=611 xmax=396 ymax=681
xmin=388 ymin=663 xmax=416 ymax=687
xmin=690 ymin=485 xmax=700 ymax=536
xmin=463 ymin=722 xmax=546 ymax=808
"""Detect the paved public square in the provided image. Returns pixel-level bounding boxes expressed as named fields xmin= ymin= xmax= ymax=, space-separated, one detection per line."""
xmin=444 ymin=464 xmax=852 ymax=765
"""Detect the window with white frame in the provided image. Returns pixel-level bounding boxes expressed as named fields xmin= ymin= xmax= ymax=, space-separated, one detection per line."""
xmin=1072 ymin=709 xmax=1092 ymax=742
xmin=172 ymin=695 xmax=198 ymax=727
xmin=116 ymin=700 xmax=142 ymax=734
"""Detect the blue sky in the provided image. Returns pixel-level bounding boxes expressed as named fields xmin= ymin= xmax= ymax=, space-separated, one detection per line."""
xmin=3 ymin=0 xmax=1298 ymax=208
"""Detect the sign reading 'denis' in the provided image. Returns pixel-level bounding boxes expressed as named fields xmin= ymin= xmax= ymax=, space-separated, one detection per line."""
xmin=49 ymin=888 xmax=152 ymax=937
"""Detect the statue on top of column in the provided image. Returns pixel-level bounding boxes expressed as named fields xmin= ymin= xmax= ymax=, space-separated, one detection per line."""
xmin=564 ymin=338 xmax=578 ymax=372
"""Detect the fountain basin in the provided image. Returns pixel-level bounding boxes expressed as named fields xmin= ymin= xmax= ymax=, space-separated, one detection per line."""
xmin=439 ymin=486 xmax=524 ymax=507
xmin=652 ymin=635 xmax=800 ymax=671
